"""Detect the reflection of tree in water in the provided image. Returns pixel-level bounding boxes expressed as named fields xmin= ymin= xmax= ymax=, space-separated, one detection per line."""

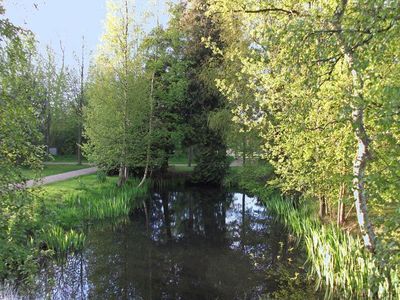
xmin=33 ymin=251 xmax=89 ymax=299
xmin=33 ymin=187 xmax=305 ymax=299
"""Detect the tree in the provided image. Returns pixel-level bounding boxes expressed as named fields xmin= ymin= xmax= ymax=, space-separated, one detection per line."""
xmin=140 ymin=7 xmax=190 ymax=173
xmin=0 ymin=5 xmax=45 ymax=279
xmin=140 ymin=1 xmax=230 ymax=184
xmin=0 ymin=5 xmax=43 ymax=193
xmin=33 ymin=44 xmax=81 ymax=157
xmin=77 ymin=37 xmax=86 ymax=165
xmin=84 ymin=0 xmax=150 ymax=186
xmin=180 ymin=0 xmax=230 ymax=184
xmin=206 ymin=0 xmax=400 ymax=252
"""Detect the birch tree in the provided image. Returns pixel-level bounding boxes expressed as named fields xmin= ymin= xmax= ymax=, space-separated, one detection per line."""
xmin=206 ymin=0 xmax=400 ymax=252
xmin=84 ymin=0 xmax=150 ymax=186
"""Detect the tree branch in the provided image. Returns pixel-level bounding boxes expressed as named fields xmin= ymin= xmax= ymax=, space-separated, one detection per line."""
xmin=235 ymin=7 xmax=300 ymax=16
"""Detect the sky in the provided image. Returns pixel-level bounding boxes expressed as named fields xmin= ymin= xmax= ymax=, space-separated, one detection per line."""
xmin=3 ymin=0 xmax=171 ymax=69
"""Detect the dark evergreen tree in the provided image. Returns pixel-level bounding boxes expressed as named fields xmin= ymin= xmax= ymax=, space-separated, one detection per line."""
xmin=180 ymin=0 xmax=229 ymax=184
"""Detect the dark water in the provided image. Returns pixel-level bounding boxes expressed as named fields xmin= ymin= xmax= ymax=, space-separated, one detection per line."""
xmin=32 ymin=187 xmax=310 ymax=299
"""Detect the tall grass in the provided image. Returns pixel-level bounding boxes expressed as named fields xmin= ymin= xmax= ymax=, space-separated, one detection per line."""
xmin=66 ymin=182 xmax=148 ymax=220
xmin=260 ymin=193 xmax=400 ymax=299
xmin=41 ymin=180 xmax=148 ymax=257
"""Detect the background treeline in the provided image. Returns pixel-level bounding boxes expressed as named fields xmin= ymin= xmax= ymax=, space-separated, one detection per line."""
xmin=83 ymin=0 xmax=236 ymax=185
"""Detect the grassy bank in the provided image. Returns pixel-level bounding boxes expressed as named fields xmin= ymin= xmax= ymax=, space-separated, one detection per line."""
xmin=21 ymin=164 xmax=90 ymax=179
xmin=232 ymin=163 xmax=400 ymax=298
xmin=1 ymin=164 xmax=91 ymax=182
xmin=0 ymin=174 xmax=148 ymax=284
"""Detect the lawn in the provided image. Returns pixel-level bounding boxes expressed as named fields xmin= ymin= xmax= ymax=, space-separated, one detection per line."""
xmin=22 ymin=164 xmax=91 ymax=179
xmin=40 ymin=174 xmax=119 ymax=199
xmin=46 ymin=154 xmax=88 ymax=163
xmin=169 ymin=153 xmax=190 ymax=165
xmin=167 ymin=165 xmax=194 ymax=173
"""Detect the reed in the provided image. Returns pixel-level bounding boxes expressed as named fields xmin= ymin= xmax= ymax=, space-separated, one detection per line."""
xmin=42 ymin=180 xmax=148 ymax=258
xmin=67 ymin=182 xmax=148 ymax=221
xmin=260 ymin=193 xmax=400 ymax=299
xmin=41 ymin=226 xmax=85 ymax=255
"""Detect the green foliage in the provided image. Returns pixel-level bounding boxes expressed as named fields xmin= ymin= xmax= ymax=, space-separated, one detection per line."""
xmin=176 ymin=0 xmax=229 ymax=184
xmin=0 ymin=10 xmax=44 ymax=193
xmin=83 ymin=0 xmax=151 ymax=180
xmin=0 ymin=10 xmax=47 ymax=281
xmin=207 ymin=0 xmax=400 ymax=254
xmin=35 ymin=46 xmax=82 ymax=156
xmin=192 ymin=130 xmax=229 ymax=185
xmin=141 ymin=23 xmax=190 ymax=171
xmin=96 ymin=170 xmax=107 ymax=183
xmin=223 ymin=162 xmax=274 ymax=191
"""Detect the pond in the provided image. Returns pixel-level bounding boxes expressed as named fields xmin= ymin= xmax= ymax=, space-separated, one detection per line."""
xmin=31 ymin=186 xmax=311 ymax=299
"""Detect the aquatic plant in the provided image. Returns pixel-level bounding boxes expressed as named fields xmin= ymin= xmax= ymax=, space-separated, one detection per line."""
xmin=40 ymin=180 xmax=148 ymax=258
xmin=260 ymin=194 xmax=400 ymax=299
xmin=68 ymin=183 xmax=148 ymax=221
xmin=42 ymin=226 xmax=86 ymax=255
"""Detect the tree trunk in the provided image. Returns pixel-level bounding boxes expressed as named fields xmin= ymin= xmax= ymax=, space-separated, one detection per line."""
xmin=119 ymin=4 xmax=130 ymax=188
xmin=188 ymin=146 xmax=193 ymax=167
xmin=77 ymin=126 xmax=82 ymax=165
xmin=242 ymin=134 xmax=246 ymax=166
xmin=334 ymin=0 xmax=376 ymax=252
xmin=45 ymin=98 xmax=51 ymax=156
xmin=77 ymin=37 xmax=85 ymax=165
xmin=351 ymin=106 xmax=375 ymax=251
xmin=319 ymin=195 xmax=326 ymax=219
xmin=118 ymin=164 xmax=128 ymax=187
xmin=346 ymin=51 xmax=376 ymax=251
xmin=337 ymin=184 xmax=346 ymax=226
xmin=138 ymin=72 xmax=155 ymax=188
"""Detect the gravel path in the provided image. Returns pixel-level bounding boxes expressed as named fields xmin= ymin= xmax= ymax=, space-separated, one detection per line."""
xmin=25 ymin=167 xmax=98 ymax=188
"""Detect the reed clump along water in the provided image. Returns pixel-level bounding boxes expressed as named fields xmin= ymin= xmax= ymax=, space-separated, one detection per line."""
xmin=40 ymin=179 xmax=148 ymax=255
xmin=229 ymin=162 xmax=400 ymax=298
xmin=260 ymin=194 xmax=400 ymax=299
xmin=0 ymin=175 xmax=148 ymax=283
xmin=42 ymin=226 xmax=86 ymax=255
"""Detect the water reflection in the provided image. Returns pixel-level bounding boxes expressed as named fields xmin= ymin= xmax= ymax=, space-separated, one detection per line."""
xmin=33 ymin=187 xmax=304 ymax=299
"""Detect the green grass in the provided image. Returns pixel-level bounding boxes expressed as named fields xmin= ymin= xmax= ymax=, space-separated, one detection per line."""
xmin=43 ymin=226 xmax=86 ymax=255
xmin=46 ymin=154 xmax=88 ymax=163
xmin=169 ymin=155 xmax=189 ymax=165
xmin=168 ymin=165 xmax=194 ymax=173
xmin=169 ymin=154 xmax=236 ymax=165
xmin=37 ymin=175 xmax=148 ymax=227
xmin=41 ymin=174 xmax=116 ymax=197
xmin=21 ymin=164 xmax=90 ymax=179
